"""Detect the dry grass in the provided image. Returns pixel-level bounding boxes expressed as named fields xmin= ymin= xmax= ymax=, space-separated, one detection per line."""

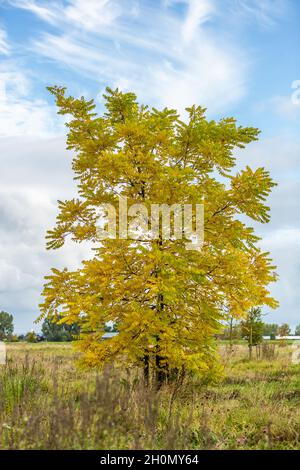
xmin=0 ymin=342 xmax=300 ymax=449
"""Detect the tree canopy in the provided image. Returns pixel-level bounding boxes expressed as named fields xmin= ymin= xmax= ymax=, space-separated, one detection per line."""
xmin=42 ymin=316 xmax=80 ymax=342
xmin=39 ymin=86 xmax=278 ymax=380
xmin=0 ymin=311 xmax=14 ymax=340
xmin=241 ymin=307 xmax=264 ymax=346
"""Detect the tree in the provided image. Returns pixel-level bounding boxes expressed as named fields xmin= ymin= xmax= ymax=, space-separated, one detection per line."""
xmin=220 ymin=318 xmax=241 ymax=343
xmin=295 ymin=325 xmax=300 ymax=336
xmin=42 ymin=316 xmax=80 ymax=341
xmin=25 ymin=331 xmax=38 ymax=343
xmin=241 ymin=307 xmax=264 ymax=358
xmin=262 ymin=323 xmax=278 ymax=339
xmin=39 ymin=86 xmax=278 ymax=385
xmin=10 ymin=334 xmax=19 ymax=342
xmin=278 ymin=323 xmax=291 ymax=337
xmin=228 ymin=316 xmax=234 ymax=349
xmin=0 ymin=311 xmax=14 ymax=340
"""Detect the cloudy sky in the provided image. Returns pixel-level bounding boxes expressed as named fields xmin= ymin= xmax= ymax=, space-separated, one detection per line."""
xmin=0 ymin=0 xmax=300 ymax=333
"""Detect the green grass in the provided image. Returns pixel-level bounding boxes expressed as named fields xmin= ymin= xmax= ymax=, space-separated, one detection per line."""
xmin=0 ymin=342 xmax=300 ymax=449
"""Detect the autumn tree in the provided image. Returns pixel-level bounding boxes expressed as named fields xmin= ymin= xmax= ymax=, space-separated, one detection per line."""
xmin=25 ymin=331 xmax=38 ymax=343
xmin=241 ymin=307 xmax=264 ymax=358
xmin=39 ymin=86 xmax=278 ymax=384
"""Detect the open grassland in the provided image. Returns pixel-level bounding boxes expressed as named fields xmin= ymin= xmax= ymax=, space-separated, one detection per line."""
xmin=0 ymin=342 xmax=300 ymax=450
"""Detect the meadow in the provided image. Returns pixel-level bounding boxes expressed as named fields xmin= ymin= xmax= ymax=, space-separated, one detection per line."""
xmin=0 ymin=341 xmax=300 ymax=450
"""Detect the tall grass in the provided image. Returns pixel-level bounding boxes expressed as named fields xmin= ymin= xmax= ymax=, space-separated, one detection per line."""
xmin=0 ymin=342 xmax=300 ymax=449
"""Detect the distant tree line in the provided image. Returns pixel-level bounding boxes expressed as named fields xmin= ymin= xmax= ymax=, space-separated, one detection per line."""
xmin=0 ymin=311 xmax=80 ymax=342
xmin=0 ymin=309 xmax=298 ymax=347
xmin=220 ymin=308 xmax=296 ymax=346
xmin=218 ymin=308 xmax=298 ymax=359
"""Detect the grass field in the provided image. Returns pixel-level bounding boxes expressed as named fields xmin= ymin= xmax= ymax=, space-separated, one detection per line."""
xmin=0 ymin=341 xmax=300 ymax=450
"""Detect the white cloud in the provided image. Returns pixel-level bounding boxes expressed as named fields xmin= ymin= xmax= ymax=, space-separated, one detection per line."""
xmin=181 ymin=0 xmax=215 ymax=44
xmin=0 ymin=136 xmax=92 ymax=332
xmin=236 ymin=137 xmax=300 ymax=231
xmin=64 ymin=0 xmax=121 ymax=31
xmin=18 ymin=0 xmax=248 ymax=115
xmin=151 ymin=38 xmax=246 ymax=114
xmin=232 ymin=0 xmax=287 ymax=28
xmin=237 ymin=136 xmax=300 ymax=175
xmin=0 ymin=27 xmax=10 ymax=55
xmin=266 ymin=95 xmax=300 ymax=120
xmin=0 ymin=62 xmax=61 ymax=137
xmin=9 ymin=1 xmax=58 ymax=23
xmin=0 ymin=259 xmax=40 ymax=293
xmin=9 ymin=0 xmax=122 ymax=30
xmin=260 ymin=228 xmax=300 ymax=327
xmin=232 ymin=136 xmax=300 ymax=326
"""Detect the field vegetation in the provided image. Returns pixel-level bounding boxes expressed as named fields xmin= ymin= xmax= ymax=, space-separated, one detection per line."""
xmin=1 ymin=341 xmax=299 ymax=450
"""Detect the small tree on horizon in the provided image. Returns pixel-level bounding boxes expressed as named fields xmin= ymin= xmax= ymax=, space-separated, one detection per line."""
xmin=0 ymin=311 xmax=14 ymax=340
xmin=278 ymin=323 xmax=291 ymax=337
xmin=25 ymin=331 xmax=38 ymax=343
xmin=241 ymin=307 xmax=264 ymax=358
xmin=39 ymin=86 xmax=278 ymax=385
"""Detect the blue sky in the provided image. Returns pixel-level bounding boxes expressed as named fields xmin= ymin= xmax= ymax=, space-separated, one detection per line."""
xmin=0 ymin=0 xmax=300 ymax=333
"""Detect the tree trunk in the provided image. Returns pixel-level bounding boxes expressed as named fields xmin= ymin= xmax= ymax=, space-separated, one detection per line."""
xmin=155 ymin=337 xmax=169 ymax=389
xmin=229 ymin=317 xmax=233 ymax=349
xmin=143 ymin=350 xmax=150 ymax=387
xmin=249 ymin=323 xmax=253 ymax=359
xmin=154 ymin=239 xmax=169 ymax=389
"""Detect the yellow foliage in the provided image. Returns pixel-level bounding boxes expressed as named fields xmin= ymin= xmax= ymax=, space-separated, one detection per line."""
xmin=39 ymin=86 xmax=278 ymax=378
